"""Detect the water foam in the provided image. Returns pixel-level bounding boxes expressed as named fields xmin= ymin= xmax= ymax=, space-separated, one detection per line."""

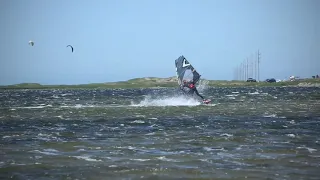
xmin=131 ymin=95 xmax=201 ymax=107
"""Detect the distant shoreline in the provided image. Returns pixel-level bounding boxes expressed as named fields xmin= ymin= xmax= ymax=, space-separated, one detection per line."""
xmin=1 ymin=77 xmax=319 ymax=89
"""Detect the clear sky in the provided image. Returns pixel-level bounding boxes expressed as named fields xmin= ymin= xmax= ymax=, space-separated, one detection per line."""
xmin=0 ymin=0 xmax=319 ymax=85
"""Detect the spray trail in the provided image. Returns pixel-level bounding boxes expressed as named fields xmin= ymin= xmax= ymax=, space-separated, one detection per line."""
xmin=131 ymin=95 xmax=201 ymax=107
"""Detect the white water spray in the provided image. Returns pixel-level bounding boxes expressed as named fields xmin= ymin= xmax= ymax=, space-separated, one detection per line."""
xmin=197 ymin=79 xmax=210 ymax=92
xmin=131 ymin=79 xmax=210 ymax=107
xmin=131 ymin=95 xmax=201 ymax=107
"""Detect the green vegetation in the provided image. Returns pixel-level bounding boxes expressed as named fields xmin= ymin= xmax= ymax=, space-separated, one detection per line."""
xmin=1 ymin=77 xmax=319 ymax=90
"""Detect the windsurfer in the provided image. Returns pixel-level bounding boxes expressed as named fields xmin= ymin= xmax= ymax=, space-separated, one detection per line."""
xmin=175 ymin=55 xmax=210 ymax=104
xmin=181 ymin=80 xmax=205 ymax=100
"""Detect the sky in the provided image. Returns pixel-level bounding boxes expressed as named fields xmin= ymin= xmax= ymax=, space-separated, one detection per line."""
xmin=0 ymin=0 xmax=319 ymax=85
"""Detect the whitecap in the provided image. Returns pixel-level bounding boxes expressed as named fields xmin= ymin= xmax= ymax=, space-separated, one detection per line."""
xmin=220 ymin=133 xmax=233 ymax=137
xmin=297 ymin=146 xmax=317 ymax=153
xmin=73 ymin=155 xmax=102 ymax=162
xmin=156 ymin=156 xmax=178 ymax=162
xmin=31 ymin=149 xmax=59 ymax=156
xmin=203 ymin=147 xmax=225 ymax=151
xmin=131 ymin=120 xmax=145 ymax=124
xmin=130 ymin=158 xmax=151 ymax=162
xmin=286 ymin=134 xmax=296 ymax=138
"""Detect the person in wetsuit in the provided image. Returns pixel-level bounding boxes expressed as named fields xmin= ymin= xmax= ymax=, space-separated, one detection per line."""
xmin=181 ymin=80 xmax=205 ymax=100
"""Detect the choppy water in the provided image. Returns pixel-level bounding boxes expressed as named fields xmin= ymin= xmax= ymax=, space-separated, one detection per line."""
xmin=0 ymin=87 xmax=320 ymax=180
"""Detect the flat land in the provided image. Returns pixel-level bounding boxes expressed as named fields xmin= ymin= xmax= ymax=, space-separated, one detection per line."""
xmin=1 ymin=77 xmax=319 ymax=89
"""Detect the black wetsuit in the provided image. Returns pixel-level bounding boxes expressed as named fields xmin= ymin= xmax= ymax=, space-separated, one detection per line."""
xmin=181 ymin=83 xmax=204 ymax=100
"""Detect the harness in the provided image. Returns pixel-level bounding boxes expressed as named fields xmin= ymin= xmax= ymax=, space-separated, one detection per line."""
xmin=188 ymin=83 xmax=195 ymax=88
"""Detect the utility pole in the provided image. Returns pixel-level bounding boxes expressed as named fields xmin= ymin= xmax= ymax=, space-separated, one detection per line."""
xmin=255 ymin=52 xmax=257 ymax=80
xmin=239 ymin=66 xmax=240 ymax=81
xmin=257 ymin=50 xmax=261 ymax=82
xmin=235 ymin=68 xmax=237 ymax=80
xmin=244 ymin=59 xmax=247 ymax=80
xmin=247 ymin=58 xmax=249 ymax=79
xmin=249 ymin=55 xmax=251 ymax=79
xmin=238 ymin=65 xmax=241 ymax=80
xmin=250 ymin=54 xmax=252 ymax=79
xmin=241 ymin=62 xmax=243 ymax=81
xmin=235 ymin=67 xmax=237 ymax=80
xmin=251 ymin=54 xmax=254 ymax=79
xmin=238 ymin=66 xmax=240 ymax=81
xmin=243 ymin=60 xmax=247 ymax=80
xmin=242 ymin=63 xmax=244 ymax=81
xmin=236 ymin=67 xmax=238 ymax=80
xmin=253 ymin=53 xmax=256 ymax=80
xmin=243 ymin=62 xmax=245 ymax=80
xmin=238 ymin=66 xmax=241 ymax=80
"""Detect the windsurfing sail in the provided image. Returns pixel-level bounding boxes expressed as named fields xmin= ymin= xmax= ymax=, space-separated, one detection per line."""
xmin=67 ymin=45 xmax=74 ymax=52
xmin=28 ymin=40 xmax=34 ymax=46
xmin=175 ymin=55 xmax=201 ymax=87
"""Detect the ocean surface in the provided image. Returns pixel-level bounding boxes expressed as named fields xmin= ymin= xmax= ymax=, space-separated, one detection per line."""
xmin=0 ymin=86 xmax=319 ymax=180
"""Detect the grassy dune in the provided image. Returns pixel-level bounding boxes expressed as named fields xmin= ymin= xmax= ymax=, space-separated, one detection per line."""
xmin=1 ymin=77 xmax=319 ymax=89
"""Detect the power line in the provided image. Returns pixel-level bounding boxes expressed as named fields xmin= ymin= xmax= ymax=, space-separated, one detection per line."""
xmin=235 ymin=50 xmax=261 ymax=81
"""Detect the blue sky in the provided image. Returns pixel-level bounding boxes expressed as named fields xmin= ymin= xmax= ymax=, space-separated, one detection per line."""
xmin=0 ymin=0 xmax=319 ymax=85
